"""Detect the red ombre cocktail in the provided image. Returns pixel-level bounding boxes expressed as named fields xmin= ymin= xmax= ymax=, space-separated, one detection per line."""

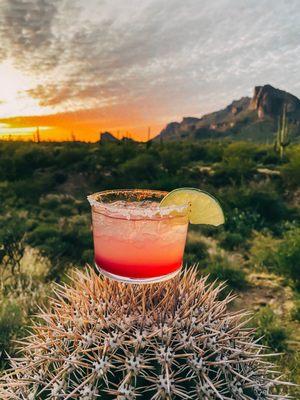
xmin=88 ymin=190 xmax=189 ymax=283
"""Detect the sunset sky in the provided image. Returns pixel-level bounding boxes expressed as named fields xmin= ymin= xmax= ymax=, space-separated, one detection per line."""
xmin=0 ymin=0 xmax=299 ymax=141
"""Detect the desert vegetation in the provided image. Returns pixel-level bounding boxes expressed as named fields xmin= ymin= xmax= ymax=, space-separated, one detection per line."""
xmin=0 ymin=139 xmax=299 ymax=395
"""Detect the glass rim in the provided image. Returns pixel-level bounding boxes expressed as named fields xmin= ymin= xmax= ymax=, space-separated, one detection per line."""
xmin=87 ymin=189 xmax=189 ymax=220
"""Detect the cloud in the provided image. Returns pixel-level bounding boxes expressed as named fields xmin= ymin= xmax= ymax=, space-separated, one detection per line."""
xmin=0 ymin=0 xmax=62 ymax=69
xmin=0 ymin=0 xmax=300 ymax=126
xmin=25 ymin=83 xmax=76 ymax=107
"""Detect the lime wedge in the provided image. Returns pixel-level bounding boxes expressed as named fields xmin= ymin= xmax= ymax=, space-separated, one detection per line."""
xmin=160 ymin=188 xmax=225 ymax=226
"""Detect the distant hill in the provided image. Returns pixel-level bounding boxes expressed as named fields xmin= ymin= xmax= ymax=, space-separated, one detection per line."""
xmin=99 ymin=132 xmax=137 ymax=143
xmin=155 ymin=85 xmax=300 ymax=143
xmin=99 ymin=132 xmax=119 ymax=142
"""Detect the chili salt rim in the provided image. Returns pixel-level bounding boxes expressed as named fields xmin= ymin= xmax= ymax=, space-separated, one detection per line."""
xmin=87 ymin=190 xmax=188 ymax=220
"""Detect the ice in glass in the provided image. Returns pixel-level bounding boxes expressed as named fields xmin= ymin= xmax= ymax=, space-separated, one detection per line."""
xmin=88 ymin=190 xmax=189 ymax=283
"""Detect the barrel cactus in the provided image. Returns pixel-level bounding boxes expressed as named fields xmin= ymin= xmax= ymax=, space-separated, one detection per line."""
xmin=0 ymin=267 xmax=290 ymax=399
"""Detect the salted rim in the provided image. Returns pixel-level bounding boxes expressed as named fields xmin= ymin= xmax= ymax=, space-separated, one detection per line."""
xmin=87 ymin=189 xmax=188 ymax=220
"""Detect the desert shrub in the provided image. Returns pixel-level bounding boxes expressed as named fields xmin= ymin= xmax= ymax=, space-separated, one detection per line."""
xmin=250 ymin=225 xmax=300 ymax=289
xmin=224 ymin=142 xmax=260 ymax=160
xmin=12 ymin=173 xmax=56 ymax=203
xmin=219 ymin=231 xmax=245 ymax=251
xmin=56 ymin=147 xmax=86 ymax=168
xmin=100 ymin=142 xmax=138 ymax=166
xmin=0 ymin=267 xmax=51 ymax=371
xmin=160 ymin=147 xmax=186 ymax=174
xmin=213 ymin=158 xmax=255 ymax=185
xmin=281 ymin=145 xmax=300 ymax=188
xmin=120 ymin=154 xmax=161 ymax=182
xmin=252 ymin=306 xmax=289 ymax=352
xmin=53 ymin=171 xmax=67 ymax=184
xmin=275 ymin=225 xmax=300 ymax=289
xmin=27 ymin=216 xmax=92 ymax=281
xmin=11 ymin=146 xmax=53 ymax=179
xmin=249 ymin=231 xmax=279 ymax=270
xmin=0 ymin=215 xmax=29 ymax=285
xmin=184 ymin=239 xmax=209 ymax=265
xmin=0 ymin=298 xmax=24 ymax=369
xmin=213 ymin=142 xmax=257 ymax=184
xmin=39 ymin=194 xmax=74 ymax=208
xmin=278 ymin=352 xmax=300 ymax=395
xmin=222 ymin=184 xmax=290 ymax=229
xmin=199 ymin=141 xmax=225 ymax=162
xmin=223 ymin=207 xmax=261 ymax=236
xmin=291 ymin=300 xmax=300 ymax=322
xmin=149 ymin=174 xmax=184 ymax=191
xmin=246 ymin=189 xmax=289 ymax=225
xmin=39 ymin=194 xmax=83 ymax=217
xmin=260 ymin=150 xmax=281 ymax=166
xmin=0 ymin=157 xmax=16 ymax=181
xmin=204 ymin=255 xmax=247 ymax=293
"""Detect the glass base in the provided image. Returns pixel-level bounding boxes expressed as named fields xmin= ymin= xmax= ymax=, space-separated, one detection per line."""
xmin=95 ymin=263 xmax=181 ymax=284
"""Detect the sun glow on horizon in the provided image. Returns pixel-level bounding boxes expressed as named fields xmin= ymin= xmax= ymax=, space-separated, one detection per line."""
xmin=0 ymin=60 xmax=164 ymax=142
xmin=0 ymin=61 xmax=52 ymax=118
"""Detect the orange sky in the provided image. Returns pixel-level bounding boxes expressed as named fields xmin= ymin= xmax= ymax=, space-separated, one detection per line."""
xmin=0 ymin=107 xmax=165 ymax=142
xmin=0 ymin=60 xmax=165 ymax=141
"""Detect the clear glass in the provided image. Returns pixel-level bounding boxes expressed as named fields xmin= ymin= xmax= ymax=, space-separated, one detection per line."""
xmin=88 ymin=189 xmax=189 ymax=283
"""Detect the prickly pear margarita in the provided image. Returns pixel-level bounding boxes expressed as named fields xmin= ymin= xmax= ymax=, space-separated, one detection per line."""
xmin=88 ymin=190 xmax=189 ymax=283
xmin=88 ymin=188 xmax=224 ymax=283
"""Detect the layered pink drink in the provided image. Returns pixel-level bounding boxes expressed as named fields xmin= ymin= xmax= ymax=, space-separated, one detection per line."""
xmin=88 ymin=190 xmax=189 ymax=283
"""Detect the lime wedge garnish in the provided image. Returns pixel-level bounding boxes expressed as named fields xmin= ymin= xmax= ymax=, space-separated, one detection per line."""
xmin=160 ymin=188 xmax=225 ymax=226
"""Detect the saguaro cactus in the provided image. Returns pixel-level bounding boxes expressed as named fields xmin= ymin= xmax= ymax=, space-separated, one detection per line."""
xmin=0 ymin=267 xmax=290 ymax=399
xmin=275 ymin=105 xmax=290 ymax=159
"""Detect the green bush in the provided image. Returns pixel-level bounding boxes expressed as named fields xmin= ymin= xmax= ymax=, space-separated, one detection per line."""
xmin=250 ymin=225 xmax=300 ymax=289
xmin=252 ymin=306 xmax=289 ymax=352
xmin=27 ymin=216 xmax=92 ymax=281
xmin=291 ymin=300 xmax=300 ymax=322
xmin=221 ymin=183 xmax=290 ymax=230
xmin=0 ymin=299 xmax=24 ymax=369
xmin=213 ymin=142 xmax=257 ymax=184
xmin=249 ymin=231 xmax=279 ymax=268
xmin=184 ymin=240 xmax=209 ymax=265
xmin=13 ymin=174 xmax=56 ymax=203
xmin=120 ymin=154 xmax=161 ymax=182
xmin=219 ymin=231 xmax=246 ymax=251
xmin=275 ymin=225 xmax=300 ymax=289
xmin=160 ymin=147 xmax=186 ymax=174
xmin=204 ymin=255 xmax=247 ymax=292
xmin=281 ymin=145 xmax=300 ymax=188
xmin=0 ymin=215 xmax=29 ymax=284
xmin=222 ymin=206 xmax=261 ymax=236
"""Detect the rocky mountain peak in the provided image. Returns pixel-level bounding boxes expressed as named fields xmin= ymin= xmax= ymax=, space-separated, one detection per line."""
xmin=250 ymin=84 xmax=300 ymax=119
xmin=155 ymin=84 xmax=300 ymax=143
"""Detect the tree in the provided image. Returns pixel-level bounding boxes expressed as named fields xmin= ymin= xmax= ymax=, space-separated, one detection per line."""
xmin=0 ymin=216 xmax=27 ymax=287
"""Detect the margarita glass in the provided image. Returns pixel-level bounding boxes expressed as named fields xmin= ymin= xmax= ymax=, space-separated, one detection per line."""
xmin=88 ymin=189 xmax=189 ymax=283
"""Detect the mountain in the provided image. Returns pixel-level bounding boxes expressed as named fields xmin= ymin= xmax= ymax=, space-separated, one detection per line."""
xmin=155 ymin=85 xmax=300 ymax=143
xmin=99 ymin=132 xmax=119 ymax=142
xmin=99 ymin=132 xmax=137 ymax=143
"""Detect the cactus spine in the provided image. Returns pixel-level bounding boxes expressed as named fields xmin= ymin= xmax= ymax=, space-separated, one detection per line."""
xmin=0 ymin=267 xmax=290 ymax=399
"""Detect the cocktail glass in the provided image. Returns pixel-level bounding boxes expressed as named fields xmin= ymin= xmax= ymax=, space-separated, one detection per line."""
xmin=88 ymin=189 xmax=189 ymax=283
